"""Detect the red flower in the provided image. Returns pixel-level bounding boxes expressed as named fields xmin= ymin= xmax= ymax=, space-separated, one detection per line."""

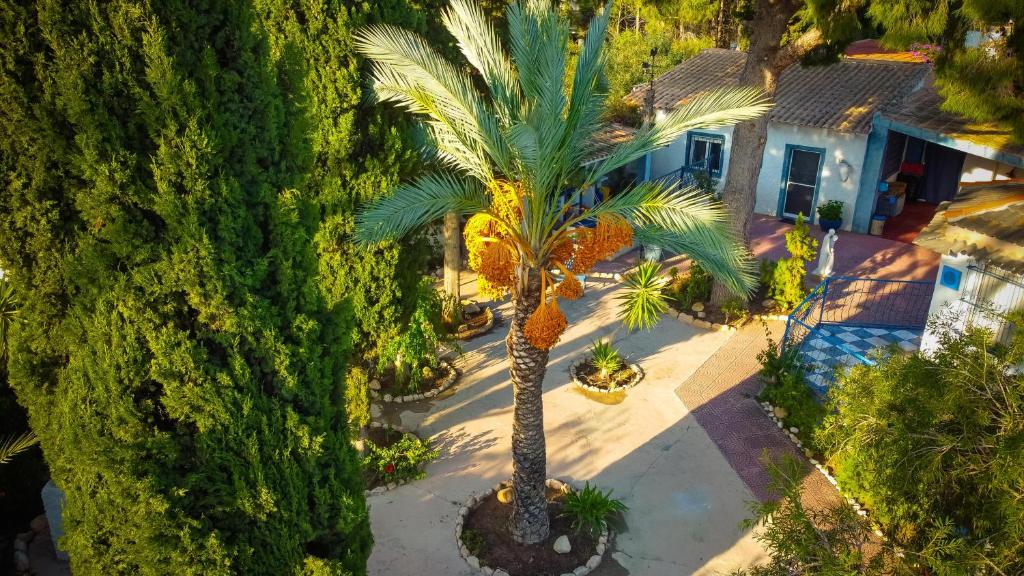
xmin=384 ymin=463 xmax=395 ymax=475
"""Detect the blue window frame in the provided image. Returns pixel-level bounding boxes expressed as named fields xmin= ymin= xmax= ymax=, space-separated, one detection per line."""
xmin=777 ymin=144 xmax=826 ymax=222
xmin=685 ymin=132 xmax=725 ymax=176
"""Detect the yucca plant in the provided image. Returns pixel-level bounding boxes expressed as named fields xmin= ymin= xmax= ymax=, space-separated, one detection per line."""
xmin=617 ymin=260 xmax=671 ymax=331
xmin=589 ymin=340 xmax=622 ymax=382
xmin=355 ymin=0 xmax=767 ymax=543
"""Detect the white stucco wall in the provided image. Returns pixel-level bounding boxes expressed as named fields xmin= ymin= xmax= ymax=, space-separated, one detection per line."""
xmin=753 ymin=123 xmax=870 ymax=231
xmin=649 ymin=124 xmax=734 ymax=193
xmin=960 ymin=154 xmax=1020 ymax=183
xmin=921 ymin=254 xmax=1024 ymax=354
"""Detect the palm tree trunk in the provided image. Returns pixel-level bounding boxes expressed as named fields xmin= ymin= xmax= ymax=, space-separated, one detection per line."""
xmin=443 ymin=211 xmax=461 ymax=320
xmin=507 ymin=267 xmax=550 ymax=544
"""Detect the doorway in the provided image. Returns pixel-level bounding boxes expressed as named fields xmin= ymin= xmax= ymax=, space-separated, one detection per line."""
xmin=779 ymin=145 xmax=825 ymax=221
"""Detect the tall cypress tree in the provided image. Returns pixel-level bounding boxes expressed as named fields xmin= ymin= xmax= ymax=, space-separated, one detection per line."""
xmin=0 ymin=1 xmax=438 ymax=573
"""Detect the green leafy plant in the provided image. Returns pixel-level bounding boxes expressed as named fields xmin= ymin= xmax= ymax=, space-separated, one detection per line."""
xmin=816 ymin=199 xmax=844 ymax=221
xmin=378 ymin=277 xmax=456 ymax=394
xmin=732 ymin=456 xmax=901 ymax=575
xmin=817 ymin=313 xmax=1024 ymax=574
xmin=362 ymin=432 xmax=438 ymax=487
xmin=560 ymin=483 xmax=628 ymax=537
xmin=589 ymin=340 xmax=623 ymax=382
xmin=0 ymin=278 xmax=18 ymax=360
xmin=755 ymin=327 xmax=804 ymax=385
xmin=666 ymin=262 xmax=713 ymax=310
xmin=617 ymin=261 xmax=670 ymax=331
xmin=720 ymin=297 xmax=749 ymax=325
xmin=345 ymin=366 xmax=371 ymax=435
xmin=461 ymin=528 xmax=486 ymax=558
xmin=440 ymin=291 xmax=465 ymax=329
xmin=769 ymin=214 xmax=817 ymax=310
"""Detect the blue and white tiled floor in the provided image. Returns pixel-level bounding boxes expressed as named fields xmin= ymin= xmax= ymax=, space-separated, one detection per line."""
xmin=800 ymin=324 xmax=923 ymax=392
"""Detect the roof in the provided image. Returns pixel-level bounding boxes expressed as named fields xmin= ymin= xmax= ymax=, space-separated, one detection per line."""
xmin=914 ymin=181 xmax=1024 ymax=274
xmin=584 ymin=123 xmax=636 ymax=165
xmin=627 ymin=48 xmax=746 ymax=110
xmin=635 ymin=49 xmax=928 ymax=134
xmin=770 ymin=59 xmax=928 ymax=133
xmin=883 ymin=79 xmax=1024 ymax=165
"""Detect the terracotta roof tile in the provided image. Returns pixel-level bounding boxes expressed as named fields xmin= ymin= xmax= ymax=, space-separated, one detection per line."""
xmin=628 ymin=48 xmax=746 ymax=110
xmin=584 ymin=123 xmax=636 ymax=165
xmin=770 ymin=59 xmax=928 ymax=133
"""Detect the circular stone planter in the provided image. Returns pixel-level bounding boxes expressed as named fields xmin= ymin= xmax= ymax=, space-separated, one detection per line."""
xmin=455 ymin=478 xmax=610 ymax=576
xmin=363 ymin=421 xmax=426 ymax=496
xmin=456 ymin=306 xmax=495 ymax=340
xmin=569 ymin=360 xmax=644 ymax=394
xmin=369 ymin=360 xmax=460 ymax=404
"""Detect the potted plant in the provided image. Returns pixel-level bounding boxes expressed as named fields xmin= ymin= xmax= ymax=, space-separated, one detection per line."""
xmin=816 ymin=199 xmax=844 ymax=232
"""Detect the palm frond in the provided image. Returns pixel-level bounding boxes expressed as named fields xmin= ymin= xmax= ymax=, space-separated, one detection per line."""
xmin=356 ymin=174 xmax=487 ymax=244
xmin=442 ymin=0 xmax=521 ymax=121
xmin=0 ymin=431 xmax=38 ymax=465
xmin=584 ymin=87 xmax=771 ymax=185
xmin=0 ymin=278 xmax=18 ymax=358
xmin=617 ymin=261 xmax=671 ymax=331
xmin=633 ymin=225 xmax=757 ymax=297
xmin=355 ymin=25 xmax=513 ymax=177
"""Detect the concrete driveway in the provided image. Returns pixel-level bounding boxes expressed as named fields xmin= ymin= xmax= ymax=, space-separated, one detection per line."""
xmin=367 ymin=279 xmax=767 ymax=576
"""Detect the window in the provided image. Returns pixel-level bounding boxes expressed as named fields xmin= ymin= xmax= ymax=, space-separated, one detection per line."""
xmin=779 ymin=145 xmax=825 ymax=220
xmin=686 ymin=132 xmax=724 ymax=176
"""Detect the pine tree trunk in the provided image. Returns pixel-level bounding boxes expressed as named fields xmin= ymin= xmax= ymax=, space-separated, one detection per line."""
xmin=507 ymin=267 xmax=550 ymax=544
xmin=443 ymin=211 xmax=461 ymax=318
xmin=710 ymin=0 xmax=820 ymax=305
xmin=714 ymin=0 xmax=730 ymax=48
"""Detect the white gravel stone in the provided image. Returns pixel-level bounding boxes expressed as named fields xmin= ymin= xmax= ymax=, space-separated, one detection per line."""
xmin=573 ymin=566 xmax=590 ymax=576
xmin=383 ymin=394 xmax=393 ymax=402
xmin=494 ymin=570 xmax=511 ymax=576
xmin=553 ymin=535 xmax=572 ymax=554
xmin=596 ymin=543 xmax=605 ymax=555
xmin=466 ymin=556 xmax=480 ymax=569
xmin=789 ymin=426 xmax=799 ymax=434
xmin=587 ymin=555 xmax=602 ymax=569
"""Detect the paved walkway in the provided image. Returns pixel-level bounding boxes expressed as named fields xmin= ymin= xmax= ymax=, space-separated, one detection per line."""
xmin=674 ymin=321 xmax=840 ymax=511
xmin=369 ymin=282 xmax=767 ymax=576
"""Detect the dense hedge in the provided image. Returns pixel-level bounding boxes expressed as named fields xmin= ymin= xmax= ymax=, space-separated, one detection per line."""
xmin=0 ymin=1 xmax=437 ymax=574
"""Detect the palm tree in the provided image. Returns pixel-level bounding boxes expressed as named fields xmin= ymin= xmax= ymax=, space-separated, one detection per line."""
xmin=355 ymin=0 xmax=769 ymax=544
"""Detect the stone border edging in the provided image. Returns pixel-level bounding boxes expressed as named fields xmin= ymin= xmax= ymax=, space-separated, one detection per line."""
xmin=457 ymin=307 xmax=496 ymax=340
xmin=569 ymin=361 xmax=644 ymax=394
xmin=670 ymin=310 xmax=790 ymax=332
xmin=369 ymin=360 xmax=459 ymax=404
xmin=758 ymin=400 xmax=886 ymax=539
xmin=455 ymin=478 xmax=610 ymax=576
xmin=363 ymin=421 xmax=424 ymax=496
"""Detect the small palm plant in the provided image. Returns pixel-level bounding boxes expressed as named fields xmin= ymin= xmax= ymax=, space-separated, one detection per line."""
xmin=0 ymin=431 xmax=38 ymax=465
xmin=589 ymin=340 xmax=622 ymax=382
xmin=355 ymin=0 xmax=768 ymax=543
xmin=0 ymin=277 xmax=18 ymax=361
xmin=617 ymin=261 xmax=670 ymax=331
xmin=560 ymin=483 xmax=628 ymax=537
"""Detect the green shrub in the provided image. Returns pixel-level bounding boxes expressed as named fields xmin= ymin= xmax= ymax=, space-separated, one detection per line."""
xmin=816 ymin=199 xmax=844 ymax=221
xmin=666 ymin=262 xmax=712 ymax=310
xmin=817 ymin=315 xmax=1024 ymax=574
xmin=460 ymin=528 xmax=486 ymax=558
xmin=0 ymin=2 xmax=462 ymax=572
xmin=755 ymin=328 xmax=804 ymax=385
xmin=758 ymin=258 xmax=778 ymax=292
xmin=589 ymin=340 xmax=623 ymax=382
xmin=377 ymin=278 xmax=455 ymax=394
xmin=362 ymin=433 xmax=438 ymax=486
xmin=345 ymin=367 xmax=371 ymax=434
xmin=721 ymin=297 xmax=750 ymax=325
xmin=770 ymin=214 xmax=817 ymax=310
xmin=733 ymin=456 xmax=900 ymax=575
xmin=560 ymin=483 xmax=628 ymax=537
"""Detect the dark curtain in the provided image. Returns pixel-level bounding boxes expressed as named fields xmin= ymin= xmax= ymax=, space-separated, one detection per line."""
xmin=921 ymin=143 xmax=966 ymax=203
xmin=882 ymin=131 xmax=907 ymax=178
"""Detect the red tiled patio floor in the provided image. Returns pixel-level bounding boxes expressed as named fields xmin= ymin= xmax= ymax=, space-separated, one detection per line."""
xmin=598 ymin=214 xmax=941 ymax=283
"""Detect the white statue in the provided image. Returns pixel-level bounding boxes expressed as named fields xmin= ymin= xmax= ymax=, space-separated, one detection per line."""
xmin=812 ymin=229 xmax=837 ymax=278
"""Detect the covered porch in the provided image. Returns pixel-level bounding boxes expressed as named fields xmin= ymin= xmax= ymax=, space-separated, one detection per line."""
xmin=852 ymin=85 xmax=1024 ymax=240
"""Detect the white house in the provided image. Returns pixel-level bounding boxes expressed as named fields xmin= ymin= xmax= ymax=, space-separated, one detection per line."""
xmin=634 ymin=48 xmax=1024 ymax=235
xmin=914 ymin=181 xmax=1024 ymax=352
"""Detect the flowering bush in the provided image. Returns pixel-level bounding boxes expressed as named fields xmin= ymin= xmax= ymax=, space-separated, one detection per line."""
xmin=362 ymin=432 xmax=438 ymax=487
